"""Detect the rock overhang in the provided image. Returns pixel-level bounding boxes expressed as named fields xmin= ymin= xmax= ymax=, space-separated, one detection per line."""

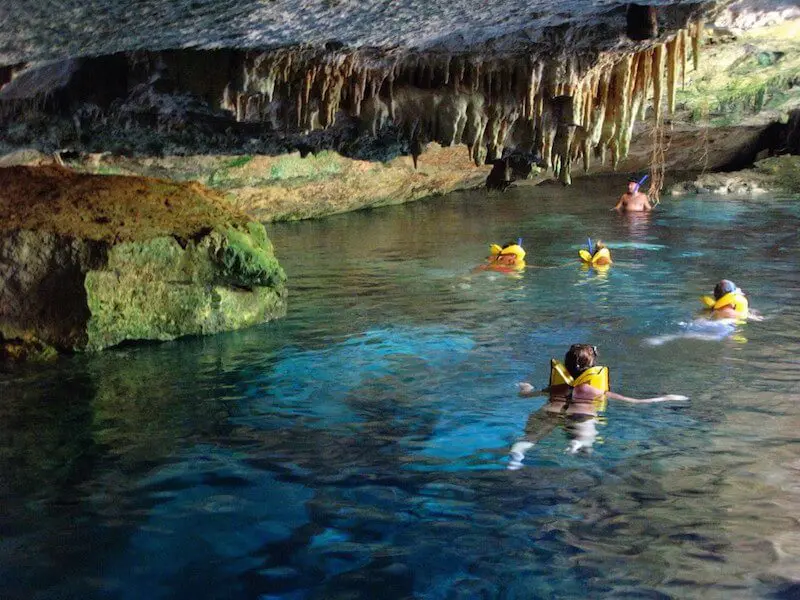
xmin=5 ymin=0 xmax=798 ymax=193
xmin=0 ymin=1 xmax=710 ymax=65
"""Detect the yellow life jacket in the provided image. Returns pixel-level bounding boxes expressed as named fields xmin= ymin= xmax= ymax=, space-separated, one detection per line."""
xmin=549 ymin=359 xmax=610 ymax=392
xmin=490 ymin=243 xmax=526 ymax=261
xmin=579 ymin=246 xmax=612 ymax=266
xmin=700 ymin=291 xmax=749 ymax=317
xmin=488 ymin=243 xmax=526 ymax=270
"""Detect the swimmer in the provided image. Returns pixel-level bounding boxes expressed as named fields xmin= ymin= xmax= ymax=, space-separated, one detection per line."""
xmin=517 ymin=344 xmax=687 ymax=405
xmin=614 ymin=175 xmax=652 ymax=212
xmin=509 ymin=344 xmax=687 ymax=466
xmin=701 ymin=279 xmax=750 ymax=320
xmin=645 ymin=279 xmax=757 ymax=346
xmin=579 ymin=238 xmax=612 ymax=266
xmin=475 ymin=239 xmax=526 ymax=273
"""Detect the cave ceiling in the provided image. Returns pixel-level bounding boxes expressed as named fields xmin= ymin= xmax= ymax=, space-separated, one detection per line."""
xmin=0 ymin=1 xmax=736 ymax=182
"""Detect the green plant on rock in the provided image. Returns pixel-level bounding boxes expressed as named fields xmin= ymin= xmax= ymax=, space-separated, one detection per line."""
xmin=212 ymin=223 xmax=286 ymax=289
xmin=207 ymin=155 xmax=254 ymax=187
xmin=268 ymin=150 xmax=344 ymax=181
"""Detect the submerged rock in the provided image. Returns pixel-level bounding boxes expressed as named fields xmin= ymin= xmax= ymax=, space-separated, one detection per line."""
xmin=0 ymin=166 xmax=286 ymax=357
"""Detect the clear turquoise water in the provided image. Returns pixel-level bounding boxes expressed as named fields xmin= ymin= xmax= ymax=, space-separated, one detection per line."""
xmin=2 ymin=180 xmax=800 ymax=599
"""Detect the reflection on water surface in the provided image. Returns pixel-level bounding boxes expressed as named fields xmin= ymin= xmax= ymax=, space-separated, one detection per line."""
xmin=2 ymin=179 xmax=800 ymax=599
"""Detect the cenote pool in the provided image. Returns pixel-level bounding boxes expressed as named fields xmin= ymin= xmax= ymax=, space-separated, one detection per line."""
xmin=2 ymin=178 xmax=800 ymax=599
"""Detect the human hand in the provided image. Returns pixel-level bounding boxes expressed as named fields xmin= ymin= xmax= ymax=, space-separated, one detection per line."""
xmin=650 ymin=394 xmax=689 ymax=402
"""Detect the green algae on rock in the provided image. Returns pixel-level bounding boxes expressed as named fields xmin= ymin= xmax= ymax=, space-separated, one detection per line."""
xmin=0 ymin=165 xmax=286 ymax=357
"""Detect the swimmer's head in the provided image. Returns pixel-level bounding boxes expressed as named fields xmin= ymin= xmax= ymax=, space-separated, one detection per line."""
xmin=493 ymin=240 xmax=526 ymax=261
xmin=713 ymin=279 xmax=738 ymax=300
xmin=627 ymin=176 xmax=639 ymax=192
xmin=564 ymin=344 xmax=598 ymax=378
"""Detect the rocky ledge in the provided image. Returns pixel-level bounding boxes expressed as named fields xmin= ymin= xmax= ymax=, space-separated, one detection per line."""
xmin=0 ymin=166 xmax=286 ymax=360
xmin=668 ymin=154 xmax=800 ymax=195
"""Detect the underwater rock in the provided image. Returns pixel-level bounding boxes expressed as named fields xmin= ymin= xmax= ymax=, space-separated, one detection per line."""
xmin=0 ymin=166 xmax=286 ymax=356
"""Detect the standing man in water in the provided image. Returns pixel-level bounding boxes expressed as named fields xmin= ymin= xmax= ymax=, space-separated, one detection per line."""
xmin=614 ymin=175 xmax=652 ymax=212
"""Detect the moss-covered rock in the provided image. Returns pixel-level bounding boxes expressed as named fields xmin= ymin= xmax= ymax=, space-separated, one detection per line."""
xmin=752 ymin=154 xmax=800 ymax=193
xmin=83 ymin=228 xmax=285 ymax=351
xmin=0 ymin=166 xmax=287 ymax=355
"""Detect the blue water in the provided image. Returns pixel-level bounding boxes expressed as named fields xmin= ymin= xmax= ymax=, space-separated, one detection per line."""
xmin=2 ymin=179 xmax=800 ymax=599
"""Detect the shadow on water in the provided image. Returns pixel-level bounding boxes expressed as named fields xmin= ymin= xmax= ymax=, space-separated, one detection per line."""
xmin=2 ymin=181 xmax=800 ymax=599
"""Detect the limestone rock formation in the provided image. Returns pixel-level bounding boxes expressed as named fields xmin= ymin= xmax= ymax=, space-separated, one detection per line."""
xmin=0 ymin=1 xmax=797 ymax=214
xmin=668 ymin=154 xmax=800 ymax=195
xmin=0 ymin=2 xmax=710 ymax=187
xmin=0 ymin=166 xmax=286 ymax=358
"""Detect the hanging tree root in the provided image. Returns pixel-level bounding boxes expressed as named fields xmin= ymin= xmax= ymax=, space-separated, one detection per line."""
xmin=647 ymin=116 xmax=671 ymax=206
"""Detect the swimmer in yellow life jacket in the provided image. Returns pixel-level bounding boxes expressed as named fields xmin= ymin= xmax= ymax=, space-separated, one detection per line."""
xmin=477 ymin=239 xmax=526 ymax=273
xmin=517 ymin=344 xmax=687 ymax=407
xmin=700 ymin=279 xmax=749 ymax=319
xmin=508 ymin=344 xmax=687 ymax=466
xmin=579 ymin=238 xmax=612 ymax=267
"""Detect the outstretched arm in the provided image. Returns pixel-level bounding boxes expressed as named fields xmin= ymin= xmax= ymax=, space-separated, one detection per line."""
xmin=607 ymin=391 xmax=688 ymax=403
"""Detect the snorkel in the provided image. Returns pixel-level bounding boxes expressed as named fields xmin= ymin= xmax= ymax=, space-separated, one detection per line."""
xmin=579 ymin=237 xmax=611 ymax=267
xmin=634 ymin=174 xmax=649 ymax=193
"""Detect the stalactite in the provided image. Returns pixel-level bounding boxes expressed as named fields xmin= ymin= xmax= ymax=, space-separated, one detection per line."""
xmin=678 ymin=29 xmax=687 ymax=90
xmin=587 ymin=68 xmax=609 ymax=148
xmin=199 ymin=21 xmax=703 ymax=185
xmin=639 ymin=48 xmax=653 ymax=121
xmin=622 ymin=53 xmax=648 ymax=160
xmin=582 ymin=136 xmax=591 ymax=172
xmin=666 ymin=36 xmax=678 ymax=115
xmin=692 ymin=19 xmax=702 ymax=71
xmin=653 ymin=44 xmax=665 ymax=122
xmin=608 ymin=56 xmax=632 ymax=160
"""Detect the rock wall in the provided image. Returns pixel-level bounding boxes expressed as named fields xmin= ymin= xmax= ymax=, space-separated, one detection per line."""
xmin=0 ymin=166 xmax=286 ymax=358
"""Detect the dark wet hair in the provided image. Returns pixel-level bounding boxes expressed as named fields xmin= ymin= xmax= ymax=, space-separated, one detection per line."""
xmin=627 ymin=175 xmax=639 ymax=183
xmin=713 ymin=279 xmax=737 ymax=299
xmin=564 ymin=344 xmax=597 ymax=378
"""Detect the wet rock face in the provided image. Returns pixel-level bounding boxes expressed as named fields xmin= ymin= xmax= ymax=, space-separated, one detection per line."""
xmin=0 ymin=166 xmax=287 ymax=356
xmin=0 ymin=231 xmax=106 ymax=351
